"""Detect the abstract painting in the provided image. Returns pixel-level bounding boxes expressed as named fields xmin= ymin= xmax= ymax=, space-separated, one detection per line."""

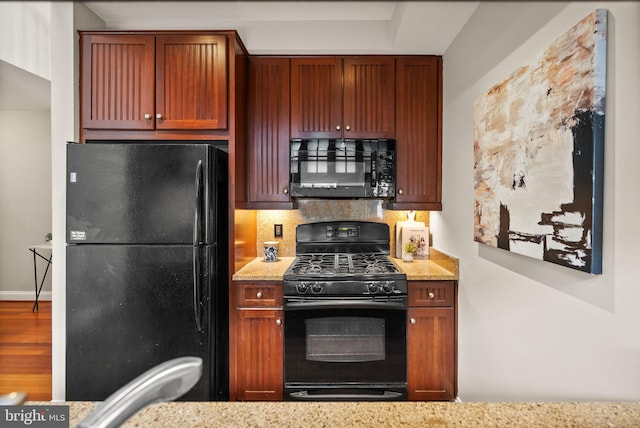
xmin=473 ymin=10 xmax=607 ymax=274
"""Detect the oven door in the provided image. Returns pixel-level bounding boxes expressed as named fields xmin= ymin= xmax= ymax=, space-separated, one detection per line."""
xmin=284 ymin=297 xmax=407 ymax=401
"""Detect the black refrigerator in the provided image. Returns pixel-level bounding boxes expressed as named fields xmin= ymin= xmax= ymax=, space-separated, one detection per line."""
xmin=66 ymin=142 xmax=228 ymax=401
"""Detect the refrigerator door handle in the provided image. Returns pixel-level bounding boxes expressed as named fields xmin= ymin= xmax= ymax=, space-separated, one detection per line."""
xmin=193 ymin=160 xmax=204 ymax=333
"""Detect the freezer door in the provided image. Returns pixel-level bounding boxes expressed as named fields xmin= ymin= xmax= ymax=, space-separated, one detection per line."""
xmin=67 ymin=143 xmax=220 ymax=244
xmin=66 ymin=245 xmax=216 ymax=401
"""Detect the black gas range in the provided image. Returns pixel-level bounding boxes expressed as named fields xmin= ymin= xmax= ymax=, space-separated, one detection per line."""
xmin=283 ymin=221 xmax=407 ymax=297
xmin=283 ymin=221 xmax=408 ymax=401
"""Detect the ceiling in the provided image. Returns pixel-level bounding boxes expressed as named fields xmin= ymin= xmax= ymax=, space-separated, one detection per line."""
xmin=1 ymin=1 xmax=479 ymax=111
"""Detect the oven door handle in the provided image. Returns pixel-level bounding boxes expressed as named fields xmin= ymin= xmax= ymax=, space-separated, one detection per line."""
xmin=284 ymin=300 xmax=407 ymax=310
xmin=289 ymin=390 xmax=404 ymax=401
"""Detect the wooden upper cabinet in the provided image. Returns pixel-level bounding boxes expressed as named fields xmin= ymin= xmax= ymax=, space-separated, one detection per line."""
xmin=290 ymin=57 xmax=342 ymax=138
xmin=290 ymin=57 xmax=394 ymax=139
xmin=342 ymin=57 xmax=395 ymax=139
xmin=390 ymin=56 xmax=443 ymax=210
xmin=80 ymin=32 xmax=228 ymax=136
xmin=155 ymin=35 xmax=227 ymax=130
xmin=247 ymin=57 xmax=293 ymax=208
xmin=81 ymin=34 xmax=155 ymax=130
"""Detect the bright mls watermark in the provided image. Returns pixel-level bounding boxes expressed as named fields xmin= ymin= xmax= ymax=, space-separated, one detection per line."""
xmin=1 ymin=406 xmax=69 ymax=427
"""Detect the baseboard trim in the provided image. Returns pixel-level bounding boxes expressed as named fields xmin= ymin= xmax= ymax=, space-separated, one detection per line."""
xmin=0 ymin=291 xmax=52 ymax=301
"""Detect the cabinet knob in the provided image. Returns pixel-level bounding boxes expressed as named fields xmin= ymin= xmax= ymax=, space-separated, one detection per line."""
xmin=144 ymin=113 xmax=151 ymax=120
xmin=345 ymin=125 xmax=351 ymax=131
xmin=428 ymin=292 xmax=435 ymax=299
xmin=410 ymin=318 xmax=416 ymax=325
xmin=283 ymin=188 xmax=289 ymax=194
xmin=256 ymin=292 xmax=263 ymax=299
xmin=398 ymin=189 xmax=404 ymax=195
xmin=276 ymin=319 xmax=282 ymax=326
xmin=156 ymin=113 xmax=163 ymax=120
xmin=336 ymin=125 xmax=341 ymax=131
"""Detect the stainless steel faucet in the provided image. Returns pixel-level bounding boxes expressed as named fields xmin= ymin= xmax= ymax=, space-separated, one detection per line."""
xmin=76 ymin=356 xmax=202 ymax=428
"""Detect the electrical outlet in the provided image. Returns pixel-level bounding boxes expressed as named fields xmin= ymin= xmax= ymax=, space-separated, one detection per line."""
xmin=274 ymin=224 xmax=283 ymax=238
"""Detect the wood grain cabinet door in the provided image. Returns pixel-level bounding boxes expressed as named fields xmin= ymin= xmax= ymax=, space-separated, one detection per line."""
xmin=407 ymin=307 xmax=455 ymax=401
xmin=392 ymin=57 xmax=442 ymax=210
xmin=236 ymin=309 xmax=284 ymax=401
xmin=247 ymin=57 xmax=292 ymax=207
xmin=290 ymin=57 xmax=342 ymax=138
xmin=81 ymin=34 xmax=155 ymax=130
xmin=155 ymin=35 xmax=228 ymax=130
xmin=342 ymin=57 xmax=395 ymax=139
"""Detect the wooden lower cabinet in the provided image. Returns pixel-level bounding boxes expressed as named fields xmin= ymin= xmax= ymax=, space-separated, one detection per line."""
xmin=232 ymin=279 xmax=456 ymax=401
xmin=234 ymin=282 xmax=283 ymax=401
xmin=407 ymin=280 xmax=457 ymax=401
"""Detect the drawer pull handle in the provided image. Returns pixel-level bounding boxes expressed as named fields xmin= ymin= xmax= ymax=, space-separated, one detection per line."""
xmin=410 ymin=318 xmax=416 ymax=325
xmin=276 ymin=319 xmax=282 ymax=326
xmin=256 ymin=292 xmax=263 ymax=299
xmin=428 ymin=292 xmax=435 ymax=299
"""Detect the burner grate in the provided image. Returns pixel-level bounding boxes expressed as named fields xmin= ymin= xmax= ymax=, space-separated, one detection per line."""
xmin=290 ymin=253 xmax=399 ymax=276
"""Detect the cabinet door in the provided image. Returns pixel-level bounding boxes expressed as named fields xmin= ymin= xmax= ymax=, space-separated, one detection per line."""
xmin=156 ymin=35 xmax=228 ymax=130
xmin=407 ymin=307 xmax=455 ymax=400
xmin=343 ymin=57 xmax=395 ymax=139
xmin=81 ymin=34 xmax=155 ymax=130
xmin=290 ymin=57 xmax=342 ymax=138
xmin=247 ymin=57 xmax=293 ymax=208
xmin=392 ymin=57 xmax=442 ymax=210
xmin=236 ymin=309 xmax=284 ymax=400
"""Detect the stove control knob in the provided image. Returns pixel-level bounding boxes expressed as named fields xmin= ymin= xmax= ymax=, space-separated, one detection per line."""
xmin=311 ymin=282 xmax=323 ymax=294
xmin=367 ymin=282 xmax=380 ymax=293
xmin=382 ymin=281 xmax=395 ymax=294
xmin=296 ymin=283 xmax=309 ymax=294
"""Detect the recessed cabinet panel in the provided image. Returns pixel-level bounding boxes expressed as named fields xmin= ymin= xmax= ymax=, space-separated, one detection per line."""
xmin=247 ymin=57 xmax=293 ymax=207
xmin=407 ymin=307 xmax=455 ymax=401
xmin=409 ymin=281 xmax=454 ymax=307
xmin=391 ymin=57 xmax=442 ymax=210
xmin=342 ymin=57 xmax=395 ymax=139
xmin=236 ymin=282 xmax=283 ymax=307
xmin=81 ymin=34 xmax=155 ymax=130
xmin=290 ymin=58 xmax=342 ymax=138
xmin=236 ymin=308 xmax=284 ymax=400
xmin=156 ymin=35 xmax=228 ymax=130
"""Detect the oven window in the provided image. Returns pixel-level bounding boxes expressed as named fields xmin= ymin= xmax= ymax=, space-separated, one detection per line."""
xmin=306 ymin=317 xmax=385 ymax=362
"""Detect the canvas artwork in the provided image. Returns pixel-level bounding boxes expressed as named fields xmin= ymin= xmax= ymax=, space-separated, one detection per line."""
xmin=473 ymin=10 xmax=607 ymax=274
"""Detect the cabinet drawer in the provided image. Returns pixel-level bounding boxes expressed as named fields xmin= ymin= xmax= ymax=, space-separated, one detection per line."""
xmin=236 ymin=282 xmax=283 ymax=307
xmin=408 ymin=281 xmax=454 ymax=307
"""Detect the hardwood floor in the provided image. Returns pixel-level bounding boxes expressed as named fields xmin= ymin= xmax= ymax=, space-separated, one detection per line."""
xmin=0 ymin=300 xmax=52 ymax=401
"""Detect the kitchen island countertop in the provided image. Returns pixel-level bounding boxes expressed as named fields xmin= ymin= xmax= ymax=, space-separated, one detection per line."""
xmin=40 ymin=401 xmax=640 ymax=427
xmin=232 ymin=248 xmax=458 ymax=281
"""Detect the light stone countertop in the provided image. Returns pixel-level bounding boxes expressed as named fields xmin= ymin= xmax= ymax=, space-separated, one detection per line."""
xmin=232 ymin=248 xmax=458 ymax=281
xmin=232 ymin=257 xmax=296 ymax=281
xmin=39 ymin=401 xmax=640 ymax=427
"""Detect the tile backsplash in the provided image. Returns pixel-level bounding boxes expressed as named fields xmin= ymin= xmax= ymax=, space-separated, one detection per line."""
xmin=256 ymin=200 xmax=429 ymax=257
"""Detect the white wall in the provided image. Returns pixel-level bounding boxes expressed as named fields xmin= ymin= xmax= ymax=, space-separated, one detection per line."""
xmin=433 ymin=1 xmax=640 ymax=401
xmin=0 ymin=1 xmax=52 ymax=299
xmin=0 ymin=111 xmax=52 ymax=298
xmin=49 ymin=1 xmax=105 ymax=401
xmin=0 ymin=1 xmax=50 ymax=79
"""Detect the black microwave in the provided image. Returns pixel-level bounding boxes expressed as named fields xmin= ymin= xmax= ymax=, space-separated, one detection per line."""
xmin=289 ymin=139 xmax=396 ymax=199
